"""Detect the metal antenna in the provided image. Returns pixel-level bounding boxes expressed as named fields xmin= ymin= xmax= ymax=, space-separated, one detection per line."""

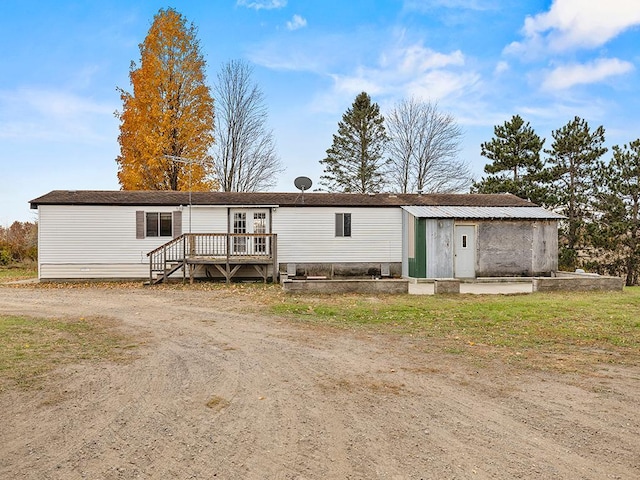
xmin=163 ymin=155 xmax=205 ymax=233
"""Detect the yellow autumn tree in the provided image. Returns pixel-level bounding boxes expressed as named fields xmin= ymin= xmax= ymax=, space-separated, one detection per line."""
xmin=116 ymin=8 xmax=215 ymax=190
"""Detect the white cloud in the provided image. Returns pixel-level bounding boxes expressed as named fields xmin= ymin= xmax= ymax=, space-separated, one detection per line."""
xmin=404 ymin=69 xmax=480 ymax=100
xmin=332 ymin=42 xmax=473 ymax=99
xmin=330 ymin=72 xmax=383 ymax=96
xmin=236 ymin=0 xmax=286 ymax=10
xmin=286 ymin=14 xmax=307 ymax=31
xmin=249 ymin=30 xmax=479 ymax=113
xmin=494 ymin=61 xmax=509 ymax=75
xmin=0 ymin=88 xmax=115 ymax=142
xmin=508 ymin=0 xmax=640 ymax=55
xmin=247 ymin=32 xmax=366 ymax=73
xmin=381 ymin=43 xmax=464 ymax=72
xmin=542 ymin=58 xmax=634 ymax=90
xmin=311 ymin=41 xmax=479 ymax=113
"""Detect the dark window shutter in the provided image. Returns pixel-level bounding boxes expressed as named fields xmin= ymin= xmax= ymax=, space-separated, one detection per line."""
xmin=136 ymin=211 xmax=145 ymax=239
xmin=173 ymin=210 xmax=182 ymax=238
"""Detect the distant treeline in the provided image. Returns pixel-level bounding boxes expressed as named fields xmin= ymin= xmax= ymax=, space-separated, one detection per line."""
xmin=0 ymin=221 xmax=37 ymax=265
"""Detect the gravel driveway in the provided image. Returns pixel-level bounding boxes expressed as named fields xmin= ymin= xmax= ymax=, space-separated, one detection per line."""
xmin=0 ymin=286 xmax=638 ymax=479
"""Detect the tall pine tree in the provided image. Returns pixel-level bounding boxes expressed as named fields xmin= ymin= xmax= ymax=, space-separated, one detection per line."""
xmin=116 ymin=8 xmax=215 ymax=191
xmin=545 ymin=116 xmax=607 ymax=269
xmin=591 ymin=139 xmax=640 ymax=285
xmin=472 ymin=115 xmax=546 ymax=204
xmin=320 ymin=92 xmax=389 ymax=193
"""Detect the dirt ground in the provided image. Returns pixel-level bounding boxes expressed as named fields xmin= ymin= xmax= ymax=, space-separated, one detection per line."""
xmin=0 ymin=286 xmax=638 ymax=480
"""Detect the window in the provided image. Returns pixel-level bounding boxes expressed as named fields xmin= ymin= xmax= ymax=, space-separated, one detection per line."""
xmin=233 ymin=212 xmax=247 ymax=253
xmin=137 ymin=211 xmax=180 ymax=239
xmin=335 ymin=213 xmax=351 ymax=237
xmin=254 ymin=212 xmax=267 ymax=253
xmin=462 ymin=234 xmax=467 ymax=248
xmin=146 ymin=212 xmax=172 ymax=237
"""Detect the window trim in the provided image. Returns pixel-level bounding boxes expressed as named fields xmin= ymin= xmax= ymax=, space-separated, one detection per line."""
xmin=136 ymin=210 xmax=182 ymax=239
xmin=335 ymin=213 xmax=352 ymax=237
xmin=144 ymin=212 xmax=173 ymax=238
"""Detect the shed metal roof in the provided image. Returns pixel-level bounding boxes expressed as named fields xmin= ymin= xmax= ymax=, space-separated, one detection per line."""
xmin=402 ymin=205 xmax=564 ymax=220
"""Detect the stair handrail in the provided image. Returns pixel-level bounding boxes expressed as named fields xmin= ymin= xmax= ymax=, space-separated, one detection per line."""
xmin=147 ymin=234 xmax=187 ymax=257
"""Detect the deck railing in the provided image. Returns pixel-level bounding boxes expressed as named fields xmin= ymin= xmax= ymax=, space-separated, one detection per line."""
xmin=148 ymin=233 xmax=277 ymax=281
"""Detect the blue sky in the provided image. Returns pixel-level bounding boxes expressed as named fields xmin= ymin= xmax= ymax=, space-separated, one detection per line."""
xmin=2 ymin=0 xmax=640 ymax=222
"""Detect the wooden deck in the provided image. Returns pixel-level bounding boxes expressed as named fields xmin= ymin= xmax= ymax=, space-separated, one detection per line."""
xmin=148 ymin=233 xmax=278 ymax=284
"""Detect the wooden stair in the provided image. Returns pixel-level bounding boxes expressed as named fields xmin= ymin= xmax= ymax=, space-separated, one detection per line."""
xmin=151 ymin=261 xmax=185 ymax=285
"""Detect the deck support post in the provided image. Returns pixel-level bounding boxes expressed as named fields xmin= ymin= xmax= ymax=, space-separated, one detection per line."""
xmin=182 ymin=236 xmax=186 ymax=284
xmin=214 ymin=264 xmax=241 ymax=282
xmin=225 ymin=233 xmax=231 ymax=285
xmin=272 ymin=234 xmax=278 ymax=283
xmin=252 ymin=265 xmax=267 ymax=283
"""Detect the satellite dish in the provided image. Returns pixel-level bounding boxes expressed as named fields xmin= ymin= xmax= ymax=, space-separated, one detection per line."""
xmin=294 ymin=176 xmax=313 ymax=192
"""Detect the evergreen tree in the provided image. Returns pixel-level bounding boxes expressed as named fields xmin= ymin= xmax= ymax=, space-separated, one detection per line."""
xmin=116 ymin=8 xmax=215 ymax=191
xmin=320 ymin=92 xmax=389 ymax=193
xmin=545 ymin=116 xmax=607 ymax=270
xmin=591 ymin=139 xmax=640 ymax=285
xmin=472 ymin=115 xmax=546 ymax=204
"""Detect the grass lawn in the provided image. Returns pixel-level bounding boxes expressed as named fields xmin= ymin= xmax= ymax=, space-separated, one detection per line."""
xmin=0 ymin=263 xmax=38 ymax=283
xmin=270 ymin=287 xmax=640 ymax=371
xmin=0 ymin=315 xmax=139 ymax=391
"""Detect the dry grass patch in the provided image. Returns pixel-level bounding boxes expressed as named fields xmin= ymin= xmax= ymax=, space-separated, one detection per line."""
xmin=206 ymin=395 xmax=230 ymax=410
xmin=0 ymin=263 xmax=37 ymax=283
xmin=0 ymin=314 xmax=139 ymax=391
xmin=270 ymin=288 xmax=640 ymax=372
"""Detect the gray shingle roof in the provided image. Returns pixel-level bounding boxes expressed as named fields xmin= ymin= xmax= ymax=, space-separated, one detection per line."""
xmin=29 ymin=190 xmax=538 ymax=209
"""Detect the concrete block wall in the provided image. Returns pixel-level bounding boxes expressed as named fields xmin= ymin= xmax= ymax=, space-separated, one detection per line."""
xmin=434 ymin=279 xmax=460 ymax=294
xmin=282 ymin=279 xmax=409 ymax=294
xmin=533 ymin=275 xmax=624 ymax=292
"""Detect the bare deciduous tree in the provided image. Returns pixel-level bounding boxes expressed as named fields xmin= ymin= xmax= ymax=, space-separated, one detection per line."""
xmin=213 ymin=59 xmax=283 ymax=192
xmin=386 ymin=98 xmax=469 ymax=193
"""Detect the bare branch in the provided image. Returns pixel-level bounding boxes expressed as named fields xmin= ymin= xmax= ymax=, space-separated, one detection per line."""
xmin=386 ymin=98 xmax=469 ymax=193
xmin=212 ymin=59 xmax=283 ymax=192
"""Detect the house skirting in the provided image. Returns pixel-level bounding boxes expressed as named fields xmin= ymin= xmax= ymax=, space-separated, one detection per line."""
xmin=279 ymin=262 xmax=402 ymax=279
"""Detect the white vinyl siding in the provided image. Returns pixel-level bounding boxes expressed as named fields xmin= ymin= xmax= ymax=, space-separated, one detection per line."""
xmin=37 ymin=204 xmax=401 ymax=278
xmin=39 ymin=263 xmax=150 ymax=279
xmin=38 ymin=205 xmax=184 ymax=266
xmin=273 ymin=207 xmax=401 ymax=263
xmin=186 ymin=206 xmax=228 ymax=233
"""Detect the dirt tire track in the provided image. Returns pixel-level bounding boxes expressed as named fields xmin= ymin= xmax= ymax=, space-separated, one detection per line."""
xmin=0 ymin=286 xmax=638 ymax=479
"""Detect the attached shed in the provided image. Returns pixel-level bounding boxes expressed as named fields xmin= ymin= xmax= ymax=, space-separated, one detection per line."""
xmin=402 ymin=205 xmax=564 ymax=279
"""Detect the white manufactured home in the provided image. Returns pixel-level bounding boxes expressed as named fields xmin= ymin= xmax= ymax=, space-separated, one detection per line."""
xmin=29 ymin=190 xmax=564 ymax=283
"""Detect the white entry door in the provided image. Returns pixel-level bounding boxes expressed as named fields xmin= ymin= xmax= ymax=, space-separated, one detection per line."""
xmin=231 ymin=209 xmax=269 ymax=254
xmin=454 ymin=225 xmax=476 ymax=278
